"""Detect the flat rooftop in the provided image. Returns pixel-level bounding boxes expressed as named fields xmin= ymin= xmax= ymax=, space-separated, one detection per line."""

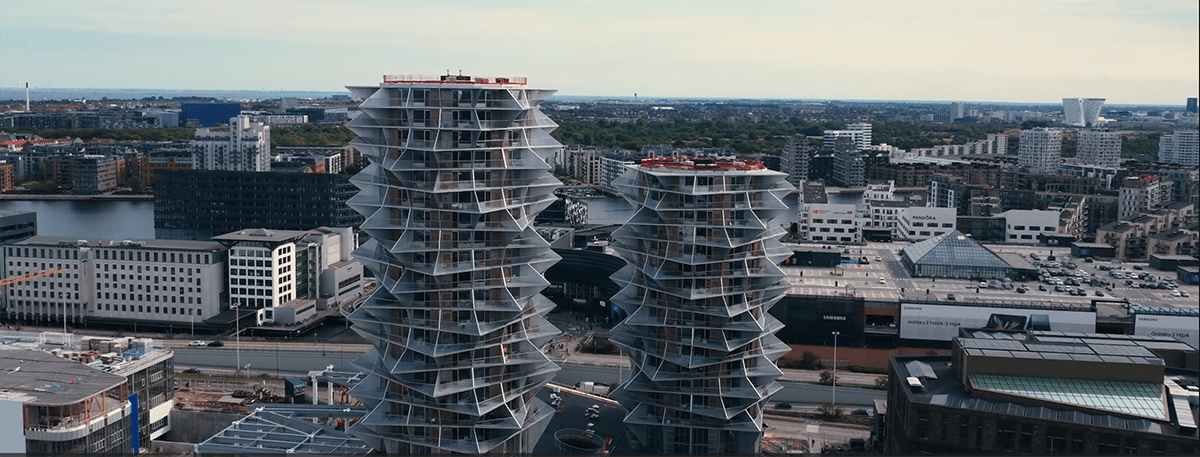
xmin=15 ymin=235 xmax=224 ymax=251
xmin=213 ymin=228 xmax=310 ymax=244
xmin=0 ymin=349 xmax=126 ymax=406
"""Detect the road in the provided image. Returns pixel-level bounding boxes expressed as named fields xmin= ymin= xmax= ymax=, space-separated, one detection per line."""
xmin=176 ymin=345 xmax=883 ymax=409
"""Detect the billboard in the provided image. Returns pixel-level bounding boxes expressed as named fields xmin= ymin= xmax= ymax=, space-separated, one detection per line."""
xmin=1134 ymin=314 xmax=1199 ymax=349
xmin=900 ymin=303 xmax=1096 ymax=342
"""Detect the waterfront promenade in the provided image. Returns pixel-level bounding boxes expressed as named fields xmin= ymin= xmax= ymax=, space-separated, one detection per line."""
xmin=0 ymin=192 xmax=153 ymax=201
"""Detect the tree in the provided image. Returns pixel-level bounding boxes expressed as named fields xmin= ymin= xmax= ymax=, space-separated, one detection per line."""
xmin=798 ymin=351 xmax=821 ymax=369
xmin=817 ymin=402 xmax=843 ymax=419
xmin=819 ymin=370 xmax=837 ymax=386
xmin=874 ymin=375 xmax=888 ymax=390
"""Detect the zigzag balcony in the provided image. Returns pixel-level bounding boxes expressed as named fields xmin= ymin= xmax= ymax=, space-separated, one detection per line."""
xmin=635 ymin=362 xmax=783 ymax=384
xmin=621 ymin=403 xmax=765 ymax=433
xmin=619 ymin=374 xmax=777 ymax=401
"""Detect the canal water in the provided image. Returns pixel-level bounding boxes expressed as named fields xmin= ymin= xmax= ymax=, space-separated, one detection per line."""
xmin=0 ymin=191 xmax=863 ymax=241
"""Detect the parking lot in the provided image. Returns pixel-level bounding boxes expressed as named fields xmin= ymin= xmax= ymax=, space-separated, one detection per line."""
xmin=783 ymin=241 xmax=1199 ymax=313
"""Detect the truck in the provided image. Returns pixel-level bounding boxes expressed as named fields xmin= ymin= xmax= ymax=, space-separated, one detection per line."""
xmin=576 ymin=381 xmax=610 ymax=396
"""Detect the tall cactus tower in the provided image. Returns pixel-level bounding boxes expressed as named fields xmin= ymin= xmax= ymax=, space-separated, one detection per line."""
xmin=344 ymin=74 xmax=562 ymax=454
xmin=609 ymin=156 xmax=794 ymax=454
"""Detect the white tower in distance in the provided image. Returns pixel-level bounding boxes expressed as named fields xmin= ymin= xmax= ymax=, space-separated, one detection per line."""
xmin=344 ymin=74 xmax=562 ymax=454
xmin=609 ymin=156 xmax=793 ymax=454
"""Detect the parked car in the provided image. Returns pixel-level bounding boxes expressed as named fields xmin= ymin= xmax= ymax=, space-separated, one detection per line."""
xmin=1095 ymin=290 xmax=1105 ymax=297
xmin=1133 ymin=265 xmax=1143 ymax=270
xmin=188 ymin=341 xmax=206 ymax=347
xmin=182 ymin=368 xmax=201 ymax=374
xmin=946 ymin=294 xmax=957 ymax=301
xmin=207 ymin=341 xmax=225 ymax=347
xmin=774 ymin=402 xmax=793 ymax=410
xmin=851 ymin=409 xmax=870 ymax=417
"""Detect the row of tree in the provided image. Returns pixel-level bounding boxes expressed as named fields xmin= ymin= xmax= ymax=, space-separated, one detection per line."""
xmin=548 ymin=115 xmax=1019 ymax=155
xmin=5 ymin=125 xmax=356 ymax=152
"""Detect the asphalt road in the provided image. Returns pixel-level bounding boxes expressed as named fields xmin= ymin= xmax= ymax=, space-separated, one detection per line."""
xmin=176 ymin=344 xmax=883 ymax=411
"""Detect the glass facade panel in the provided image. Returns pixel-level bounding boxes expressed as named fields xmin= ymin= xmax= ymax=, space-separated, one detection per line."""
xmin=971 ymin=373 xmax=1166 ymax=420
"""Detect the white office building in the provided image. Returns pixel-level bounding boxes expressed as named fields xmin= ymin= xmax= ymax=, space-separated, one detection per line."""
xmin=2 ymin=237 xmax=226 ymax=327
xmin=824 ymin=123 xmax=872 ymax=152
xmin=599 ymin=154 xmax=637 ymax=193
xmin=345 ymin=74 xmax=561 ymax=454
xmin=799 ymin=203 xmax=862 ymax=243
xmin=897 ymin=207 xmax=957 ymax=241
xmin=1158 ymin=130 xmax=1199 ymax=167
xmin=1077 ymin=130 xmax=1122 ymax=169
xmin=213 ymin=229 xmax=306 ymax=310
xmin=1018 ymin=128 xmax=1063 ymax=175
xmin=193 ymin=115 xmax=271 ymax=172
xmin=997 ymin=209 xmax=1063 ymax=244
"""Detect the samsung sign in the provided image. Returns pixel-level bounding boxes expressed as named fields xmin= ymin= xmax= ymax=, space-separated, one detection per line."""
xmin=900 ymin=303 xmax=1096 ymax=342
xmin=1134 ymin=315 xmax=1198 ymax=349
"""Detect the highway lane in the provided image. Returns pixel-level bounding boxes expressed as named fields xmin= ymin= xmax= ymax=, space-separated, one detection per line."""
xmin=177 ymin=343 xmax=883 ymax=408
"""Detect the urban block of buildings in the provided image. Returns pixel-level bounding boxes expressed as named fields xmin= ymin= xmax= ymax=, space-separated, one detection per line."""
xmin=2 ymin=227 xmax=365 ymax=330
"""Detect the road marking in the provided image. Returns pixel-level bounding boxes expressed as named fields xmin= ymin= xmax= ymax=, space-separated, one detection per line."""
xmin=806 ymin=424 xmax=820 ymax=434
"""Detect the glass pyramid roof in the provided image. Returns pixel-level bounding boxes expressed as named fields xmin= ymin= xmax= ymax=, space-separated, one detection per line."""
xmin=971 ymin=373 xmax=1166 ymax=421
xmin=903 ymin=231 xmax=1010 ymax=268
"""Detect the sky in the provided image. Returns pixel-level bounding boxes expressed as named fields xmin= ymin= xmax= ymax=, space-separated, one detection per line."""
xmin=2 ymin=0 xmax=1197 ymax=104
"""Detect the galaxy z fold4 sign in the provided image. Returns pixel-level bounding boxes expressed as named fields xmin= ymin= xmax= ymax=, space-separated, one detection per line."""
xmin=900 ymin=303 xmax=1096 ymax=342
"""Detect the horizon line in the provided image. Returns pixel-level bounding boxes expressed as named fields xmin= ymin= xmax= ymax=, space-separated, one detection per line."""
xmin=0 ymin=87 xmax=1192 ymax=108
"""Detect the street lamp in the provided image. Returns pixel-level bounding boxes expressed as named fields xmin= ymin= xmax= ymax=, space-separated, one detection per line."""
xmin=232 ymin=302 xmax=242 ymax=376
xmin=831 ymin=331 xmax=840 ymax=409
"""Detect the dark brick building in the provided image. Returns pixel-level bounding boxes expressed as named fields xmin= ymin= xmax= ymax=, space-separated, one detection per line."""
xmin=153 ymin=170 xmax=362 ymax=240
xmin=883 ymin=330 xmax=1198 ymax=455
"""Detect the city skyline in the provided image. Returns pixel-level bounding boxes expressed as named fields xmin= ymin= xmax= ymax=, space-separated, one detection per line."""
xmin=1 ymin=1 xmax=1197 ymax=105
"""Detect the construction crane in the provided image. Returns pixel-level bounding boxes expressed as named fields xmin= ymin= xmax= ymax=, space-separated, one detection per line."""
xmin=0 ymin=267 xmax=67 ymax=287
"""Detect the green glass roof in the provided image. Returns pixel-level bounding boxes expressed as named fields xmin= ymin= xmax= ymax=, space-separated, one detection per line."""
xmin=903 ymin=231 xmax=1010 ymax=268
xmin=971 ymin=373 xmax=1165 ymax=420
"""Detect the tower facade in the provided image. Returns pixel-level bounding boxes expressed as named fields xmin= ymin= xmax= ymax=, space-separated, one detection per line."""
xmin=1158 ymin=130 xmax=1199 ymax=167
xmin=609 ymin=157 xmax=793 ymax=454
xmin=1077 ymin=130 xmax=1122 ymax=169
xmin=1062 ymin=98 xmax=1105 ymax=127
xmin=193 ymin=115 xmax=271 ymax=172
xmin=950 ymin=101 xmax=964 ymax=120
xmin=344 ymin=74 xmax=562 ymax=454
xmin=780 ymin=134 xmax=811 ymax=187
xmin=1018 ymin=128 xmax=1063 ymax=175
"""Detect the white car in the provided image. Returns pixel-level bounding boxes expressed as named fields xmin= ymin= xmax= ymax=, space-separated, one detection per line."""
xmin=188 ymin=341 xmax=206 ymax=347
